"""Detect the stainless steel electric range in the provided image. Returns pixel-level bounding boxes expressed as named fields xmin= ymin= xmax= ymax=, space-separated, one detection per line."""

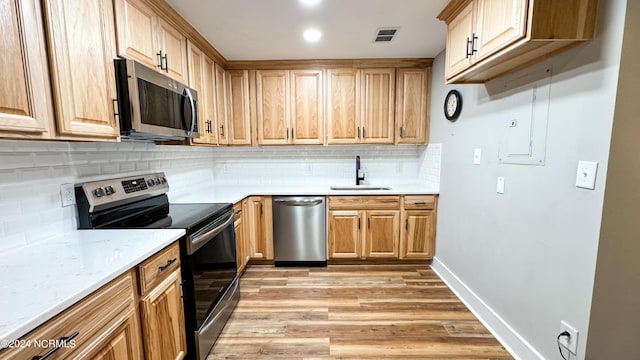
xmin=75 ymin=172 xmax=238 ymax=360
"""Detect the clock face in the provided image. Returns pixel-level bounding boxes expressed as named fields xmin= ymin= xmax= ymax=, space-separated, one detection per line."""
xmin=444 ymin=90 xmax=462 ymax=121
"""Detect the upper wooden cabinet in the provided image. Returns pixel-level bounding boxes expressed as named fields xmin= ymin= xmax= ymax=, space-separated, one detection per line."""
xmin=438 ymin=0 xmax=598 ymax=83
xmin=43 ymin=0 xmax=120 ymax=139
xmin=188 ymin=41 xmax=220 ymax=146
xmin=215 ymin=63 xmax=229 ymax=145
xmin=327 ymin=68 xmax=399 ymax=145
xmin=114 ymin=0 xmax=188 ymax=84
xmin=226 ymin=70 xmax=252 ymax=145
xmin=326 ymin=68 xmax=360 ymax=144
xmin=361 ymin=68 xmax=395 ymax=144
xmin=395 ymin=68 xmax=430 ymax=144
xmin=256 ymin=69 xmax=324 ymax=145
xmin=0 ymin=0 xmax=53 ymax=139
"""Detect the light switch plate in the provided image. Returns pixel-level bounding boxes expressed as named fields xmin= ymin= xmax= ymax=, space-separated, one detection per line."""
xmin=473 ymin=148 xmax=482 ymax=165
xmin=496 ymin=177 xmax=505 ymax=194
xmin=575 ymin=161 xmax=598 ymax=190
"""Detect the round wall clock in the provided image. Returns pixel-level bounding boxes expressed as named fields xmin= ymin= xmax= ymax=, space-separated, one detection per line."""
xmin=444 ymin=89 xmax=462 ymax=122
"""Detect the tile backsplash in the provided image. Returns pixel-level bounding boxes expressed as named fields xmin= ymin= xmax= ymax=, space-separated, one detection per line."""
xmin=0 ymin=140 xmax=440 ymax=252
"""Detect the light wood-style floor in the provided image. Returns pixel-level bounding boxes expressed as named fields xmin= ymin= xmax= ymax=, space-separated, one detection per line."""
xmin=208 ymin=265 xmax=513 ymax=359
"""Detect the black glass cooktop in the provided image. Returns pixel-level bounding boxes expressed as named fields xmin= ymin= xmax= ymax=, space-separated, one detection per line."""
xmin=83 ymin=194 xmax=232 ymax=232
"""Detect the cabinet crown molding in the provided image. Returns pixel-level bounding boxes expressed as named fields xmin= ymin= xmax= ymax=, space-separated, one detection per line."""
xmin=437 ymin=0 xmax=473 ymax=23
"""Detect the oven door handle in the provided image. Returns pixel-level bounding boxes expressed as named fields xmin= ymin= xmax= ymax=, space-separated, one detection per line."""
xmin=189 ymin=210 xmax=234 ymax=254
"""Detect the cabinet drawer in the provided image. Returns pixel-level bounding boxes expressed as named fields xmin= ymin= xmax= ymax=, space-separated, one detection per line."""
xmin=328 ymin=196 xmax=401 ymax=210
xmin=138 ymin=242 xmax=180 ymax=296
xmin=233 ymin=202 xmax=243 ymax=221
xmin=0 ymin=271 xmax=137 ymax=360
xmin=404 ymin=195 xmax=436 ymax=210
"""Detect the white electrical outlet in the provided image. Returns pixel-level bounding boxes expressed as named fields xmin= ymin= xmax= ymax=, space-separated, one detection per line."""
xmin=60 ymin=183 xmax=76 ymax=207
xmin=559 ymin=321 xmax=579 ymax=355
xmin=496 ymin=177 xmax=505 ymax=194
xmin=473 ymin=148 xmax=482 ymax=165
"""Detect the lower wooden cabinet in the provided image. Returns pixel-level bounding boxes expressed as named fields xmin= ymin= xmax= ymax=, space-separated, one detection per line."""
xmin=246 ymin=196 xmax=273 ymax=260
xmin=137 ymin=242 xmax=186 ymax=360
xmin=328 ymin=195 xmax=437 ymax=261
xmin=0 ymin=271 xmax=144 ymax=360
xmin=327 ymin=196 xmax=401 ymax=259
xmin=234 ymin=199 xmax=250 ymax=273
xmin=400 ymin=195 xmax=437 ymax=260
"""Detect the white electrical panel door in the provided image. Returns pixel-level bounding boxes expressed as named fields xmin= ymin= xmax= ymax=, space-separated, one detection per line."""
xmin=498 ymin=66 xmax=551 ymax=166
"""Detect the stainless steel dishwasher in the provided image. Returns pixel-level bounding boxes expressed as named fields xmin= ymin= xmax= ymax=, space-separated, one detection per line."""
xmin=272 ymin=196 xmax=327 ymax=267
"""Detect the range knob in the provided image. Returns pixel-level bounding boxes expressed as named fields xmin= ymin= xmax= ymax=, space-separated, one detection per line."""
xmin=154 ymin=178 xmax=161 ymax=185
xmin=147 ymin=179 xmax=155 ymax=186
xmin=93 ymin=187 xmax=106 ymax=198
xmin=160 ymin=177 xmax=167 ymax=184
xmin=104 ymin=186 xmax=115 ymax=195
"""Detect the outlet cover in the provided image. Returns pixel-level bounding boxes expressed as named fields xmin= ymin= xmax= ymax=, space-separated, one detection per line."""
xmin=473 ymin=148 xmax=482 ymax=165
xmin=60 ymin=183 xmax=76 ymax=207
xmin=559 ymin=320 xmax=579 ymax=355
xmin=575 ymin=161 xmax=598 ymax=190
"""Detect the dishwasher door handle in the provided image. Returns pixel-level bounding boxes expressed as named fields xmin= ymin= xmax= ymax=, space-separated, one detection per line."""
xmin=274 ymin=199 xmax=323 ymax=206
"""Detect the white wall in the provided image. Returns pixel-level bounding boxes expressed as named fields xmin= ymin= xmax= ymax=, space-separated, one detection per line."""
xmin=428 ymin=0 xmax=626 ymax=358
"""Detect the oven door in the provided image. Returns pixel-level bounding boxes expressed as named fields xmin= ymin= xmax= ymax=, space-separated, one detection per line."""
xmin=181 ymin=209 xmax=238 ymax=359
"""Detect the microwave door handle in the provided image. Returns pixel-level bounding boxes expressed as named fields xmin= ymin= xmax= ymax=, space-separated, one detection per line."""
xmin=184 ymin=88 xmax=196 ymax=136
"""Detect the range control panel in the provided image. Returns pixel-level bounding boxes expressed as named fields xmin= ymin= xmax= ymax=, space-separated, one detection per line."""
xmin=77 ymin=172 xmax=169 ymax=212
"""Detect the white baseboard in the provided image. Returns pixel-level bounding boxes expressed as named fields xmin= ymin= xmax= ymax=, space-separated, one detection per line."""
xmin=431 ymin=257 xmax=545 ymax=360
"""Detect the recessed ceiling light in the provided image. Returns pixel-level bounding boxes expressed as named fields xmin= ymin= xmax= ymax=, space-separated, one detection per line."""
xmin=299 ymin=0 xmax=321 ymax=7
xmin=303 ymin=28 xmax=322 ymax=43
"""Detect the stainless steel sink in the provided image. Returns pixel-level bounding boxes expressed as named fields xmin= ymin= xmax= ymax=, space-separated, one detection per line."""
xmin=330 ymin=185 xmax=392 ymax=191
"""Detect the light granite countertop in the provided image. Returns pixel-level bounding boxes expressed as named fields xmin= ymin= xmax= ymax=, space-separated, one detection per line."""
xmin=171 ymin=183 xmax=439 ymax=204
xmin=0 ymin=229 xmax=185 ymax=348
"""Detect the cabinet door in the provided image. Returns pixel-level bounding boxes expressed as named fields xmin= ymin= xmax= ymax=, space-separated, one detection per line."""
xmin=364 ymin=210 xmax=399 ymax=258
xmin=474 ymin=0 xmax=527 ymax=61
xmin=328 ymin=210 xmax=362 ymax=259
xmin=396 ymin=68 xmax=430 ymax=144
xmin=326 ymin=68 xmax=359 ymax=144
xmin=400 ymin=210 xmax=435 ymax=259
xmin=203 ymin=56 xmax=218 ymax=144
xmin=247 ymin=197 xmax=267 ymax=259
xmin=44 ymin=0 xmax=120 ymax=138
xmin=290 ymin=69 xmax=323 ymax=144
xmin=187 ymin=42 xmax=209 ymax=144
xmin=75 ymin=308 xmax=144 ymax=360
xmin=157 ymin=18 xmax=188 ymax=84
xmin=113 ymin=0 xmax=158 ymax=70
xmin=226 ymin=70 xmax=252 ymax=145
xmin=256 ymin=70 xmax=290 ymax=145
xmin=0 ymin=0 xmax=52 ymax=137
xmin=215 ymin=63 xmax=228 ymax=145
xmin=234 ymin=202 xmax=246 ymax=272
xmin=361 ymin=68 xmax=395 ymax=144
xmin=445 ymin=1 xmax=474 ymax=80
xmin=140 ymin=269 xmax=187 ymax=360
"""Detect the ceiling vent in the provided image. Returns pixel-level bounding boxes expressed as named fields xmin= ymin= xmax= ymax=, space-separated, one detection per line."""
xmin=374 ymin=27 xmax=399 ymax=42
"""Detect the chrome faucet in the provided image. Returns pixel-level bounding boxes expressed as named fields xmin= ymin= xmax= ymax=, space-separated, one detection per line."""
xmin=356 ymin=156 xmax=365 ymax=185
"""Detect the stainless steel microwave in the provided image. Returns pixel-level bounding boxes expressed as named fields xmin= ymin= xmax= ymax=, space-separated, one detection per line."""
xmin=114 ymin=58 xmax=199 ymax=140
